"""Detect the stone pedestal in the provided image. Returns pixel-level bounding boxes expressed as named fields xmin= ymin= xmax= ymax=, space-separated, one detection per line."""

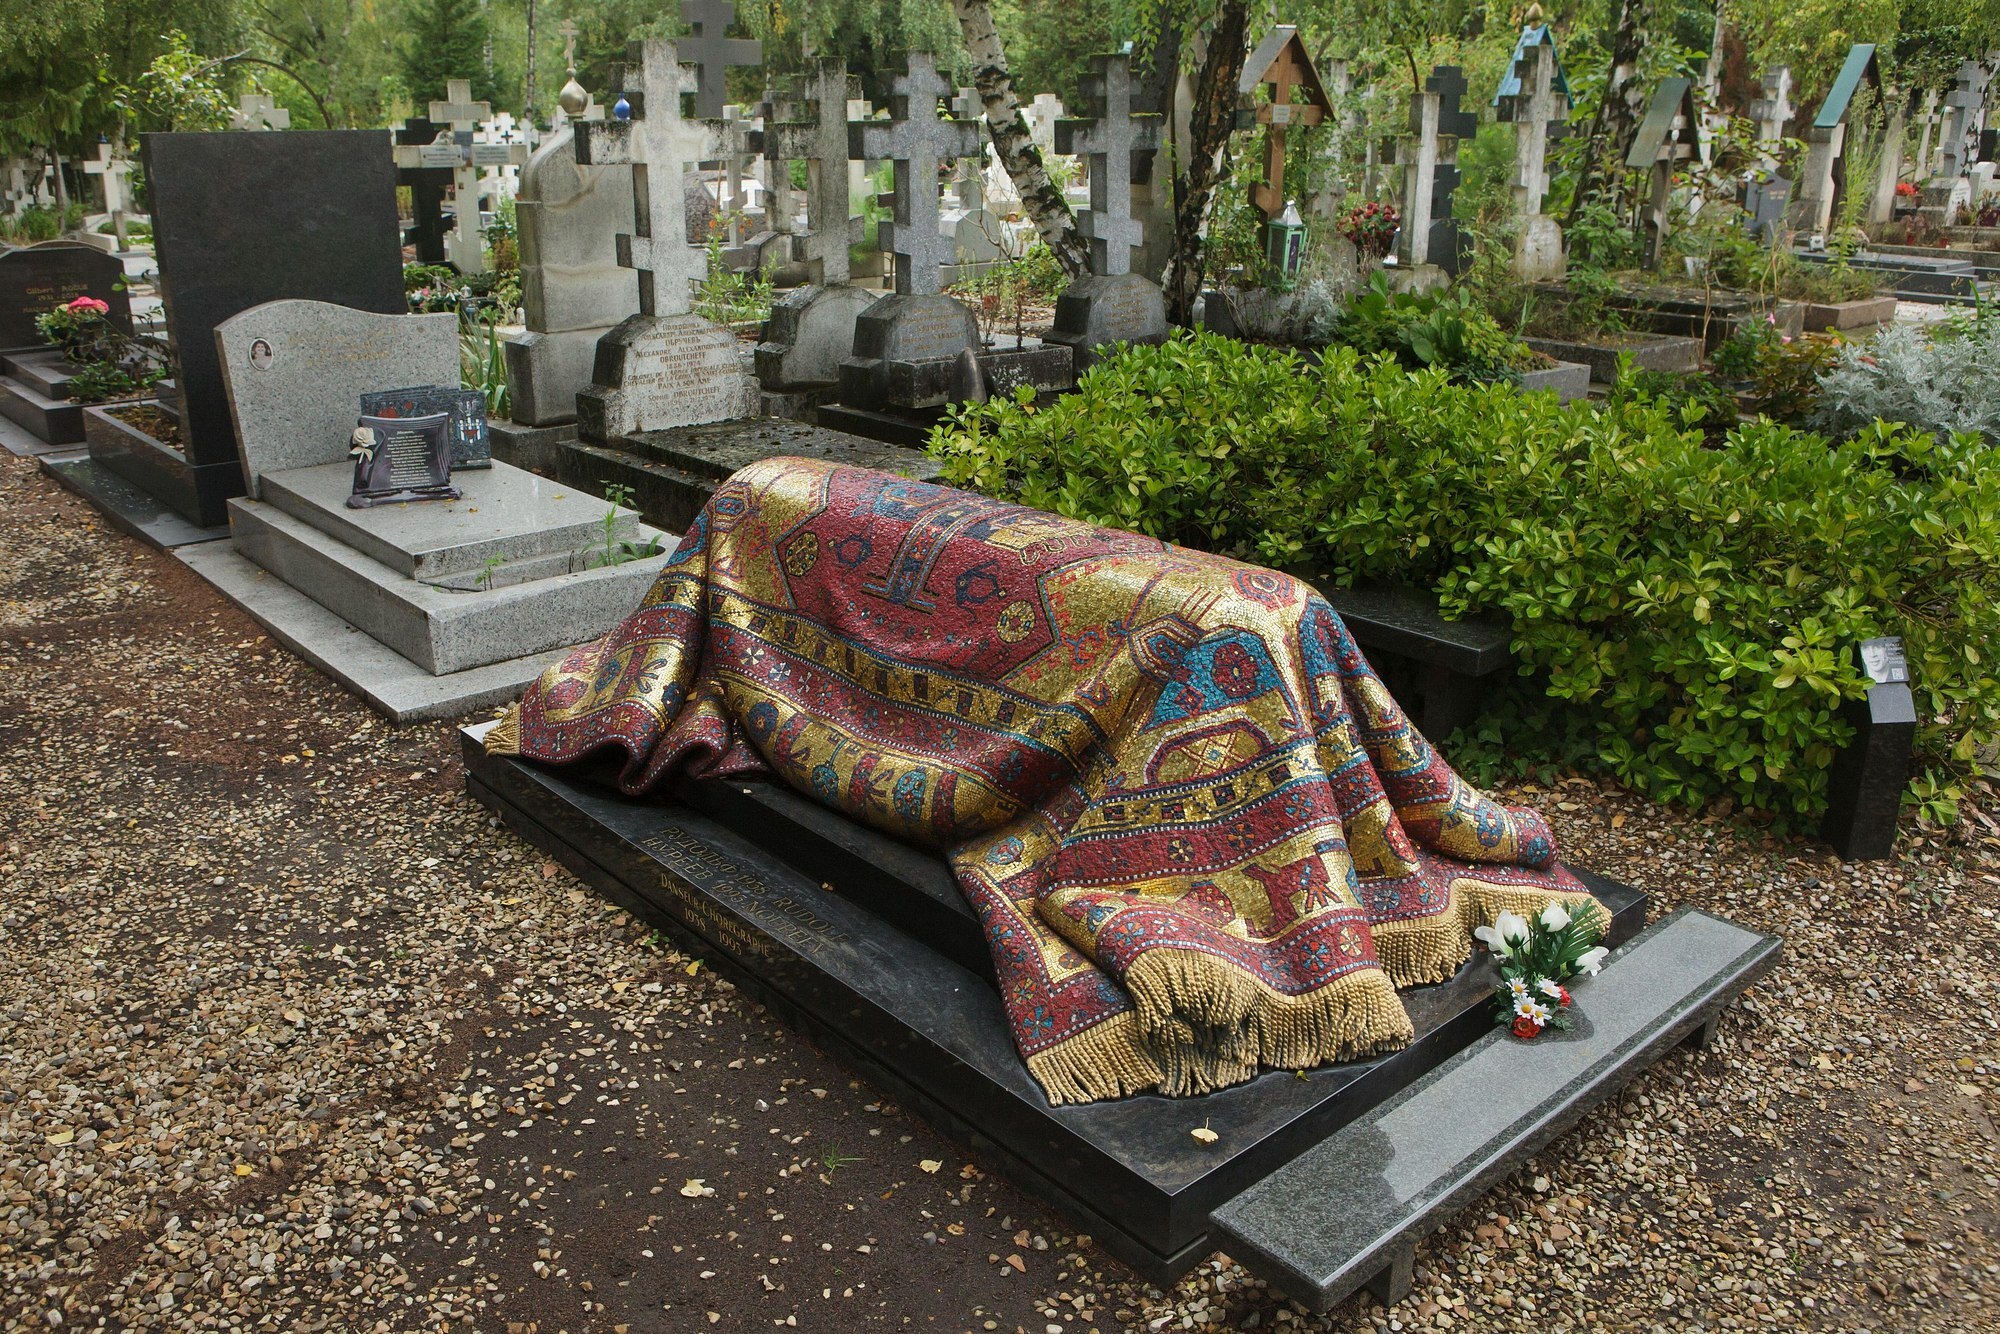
xmin=754 ymin=284 xmax=880 ymax=390
xmin=576 ymin=313 xmax=760 ymax=444
xmin=1046 ymin=273 xmax=1168 ymax=372
xmin=837 ymin=293 xmax=980 ymax=409
xmin=505 ymin=328 xmax=604 ymax=427
xmin=1512 ymin=215 xmax=1565 ymax=281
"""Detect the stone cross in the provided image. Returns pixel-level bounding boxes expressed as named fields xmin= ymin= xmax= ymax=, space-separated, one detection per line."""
xmin=1495 ymin=39 xmax=1566 ymax=218
xmin=849 ymin=54 xmax=984 ymax=295
xmin=1027 ymin=93 xmax=1064 ymax=156
xmin=1939 ymin=59 xmax=1993 ymax=180
xmin=679 ymin=0 xmax=762 ymax=120
xmin=1396 ymin=67 xmax=1476 ymax=273
xmin=577 ymin=40 xmax=725 ymax=317
xmin=81 ymin=140 xmax=135 ymax=247
xmin=1054 ymin=55 xmax=1161 ymax=276
xmin=755 ymin=79 xmax=799 ymax=235
xmin=1913 ymin=86 xmax=1941 ymax=179
xmin=766 ymin=59 xmax=861 ymax=283
xmin=429 ymin=79 xmax=494 ymax=274
xmin=230 ymin=92 xmax=291 ymax=132
xmin=1749 ymin=66 xmax=1794 ymax=174
xmin=719 ymin=105 xmax=757 ymax=242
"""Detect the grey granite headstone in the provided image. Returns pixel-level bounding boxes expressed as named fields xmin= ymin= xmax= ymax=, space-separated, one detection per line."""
xmin=836 ymin=292 xmax=980 ymax=407
xmin=1047 ymin=271 xmax=1168 ymax=371
xmin=754 ymin=283 xmax=880 ymax=389
xmin=575 ymin=312 xmax=759 ymax=443
xmin=506 ymin=126 xmax=641 ymax=427
xmin=215 ymin=300 xmax=459 ymax=498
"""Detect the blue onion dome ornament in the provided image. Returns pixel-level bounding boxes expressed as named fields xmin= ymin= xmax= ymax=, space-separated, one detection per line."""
xmin=612 ymin=95 xmax=632 ymax=121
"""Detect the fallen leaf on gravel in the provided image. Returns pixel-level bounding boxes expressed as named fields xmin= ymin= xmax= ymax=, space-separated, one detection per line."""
xmin=685 ymin=961 xmax=702 ymax=976
xmin=1006 ymin=1254 xmax=1026 ymax=1272
xmin=919 ymin=1159 xmax=942 ymax=1173
xmin=45 ymin=1129 xmax=73 ymax=1146
xmin=679 ymin=1179 xmax=707 ymax=1198
xmin=1190 ymin=1127 xmax=1219 ymax=1144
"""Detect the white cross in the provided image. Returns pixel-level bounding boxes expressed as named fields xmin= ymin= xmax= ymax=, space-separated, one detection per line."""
xmin=1500 ymin=41 xmax=1566 ymax=217
xmin=428 ymin=79 xmax=495 ymax=274
xmin=849 ymin=53 xmax=983 ymax=295
xmin=81 ymin=141 xmax=135 ymax=247
xmin=577 ymin=40 xmax=725 ymax=317
xmin=1054 ymin=55 xmax=1160 ymax=276
xmin=230 ymin=92 xmax=291 ymax=132
xmin=1750 ymin=66 xmax=1794 ymax=174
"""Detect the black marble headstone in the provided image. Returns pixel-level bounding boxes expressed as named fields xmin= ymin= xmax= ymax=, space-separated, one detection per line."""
xmin=395 ymin=117 xmax=453 ymax=264
xmin=1819 ymin=636 xmax=1916 ymax=861
xmin=0 ymin=242 xmax=131 ymax=351
xmin=138 ymin=130 xmax=405 ymax=527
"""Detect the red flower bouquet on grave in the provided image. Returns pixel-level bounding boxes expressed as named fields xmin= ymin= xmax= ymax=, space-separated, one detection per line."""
xmin=1339 ymin=199 xmax=1401 ymax=259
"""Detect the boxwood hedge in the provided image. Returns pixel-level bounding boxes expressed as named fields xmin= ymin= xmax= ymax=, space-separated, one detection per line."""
xmin=928 ymin=332 xmax=2000 ymax=826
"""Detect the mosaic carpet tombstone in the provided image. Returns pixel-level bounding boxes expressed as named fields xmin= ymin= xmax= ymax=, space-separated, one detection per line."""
xmin=491 ymin=459 xmax=1604 ymax=1103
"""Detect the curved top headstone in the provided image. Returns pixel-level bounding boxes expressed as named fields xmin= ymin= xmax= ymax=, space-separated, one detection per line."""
xmin=215 ymin=299 xmax=458 ymax=497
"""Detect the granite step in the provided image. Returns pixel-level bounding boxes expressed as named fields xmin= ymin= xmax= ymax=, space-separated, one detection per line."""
xmin=6 ymin=353 xmax=81 ymax=400
xmin=0 ymin=373 xmax=85 ymax=446
xmin=259 ymin=460 xmax=641 ymax=582
xmin=1209 ymin=907 xmax=1780 ymax=1314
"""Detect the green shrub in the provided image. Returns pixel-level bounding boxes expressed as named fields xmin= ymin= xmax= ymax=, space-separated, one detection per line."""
xmin=1328 ymin=274 xmax=1537 ymax=384
xmin=930 ymin=332 xmax=2000 ymax=826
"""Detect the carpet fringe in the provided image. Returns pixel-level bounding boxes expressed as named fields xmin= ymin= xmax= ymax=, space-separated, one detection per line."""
xmin=1024 ymin=1012 xmax=1166 ymax=1106
xmin=1372 ymin=881 xmax=1611 ymax=987
xmin=484 ymin=705 xmax=523 ymax=756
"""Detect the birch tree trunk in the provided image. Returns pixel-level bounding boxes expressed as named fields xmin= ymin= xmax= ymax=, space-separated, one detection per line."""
xmin=1567 ymin=0 xmax=1656 ymax=226
xmin=949 ymin=0 xmax=1090 ymax=279
xmin=1162 ymin=0 xmax=1250 ymax=327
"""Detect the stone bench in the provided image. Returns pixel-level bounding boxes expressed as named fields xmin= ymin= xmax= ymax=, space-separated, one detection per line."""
xmin=1317 ymin=583 xmax=1514 ymax=740
xmin=1209 ymin=906 xmax=1779 ymax=1314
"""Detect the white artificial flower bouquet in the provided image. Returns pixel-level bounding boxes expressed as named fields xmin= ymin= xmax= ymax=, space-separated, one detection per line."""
xmin=1473 ymin=903 xmax=1611 ymax=1039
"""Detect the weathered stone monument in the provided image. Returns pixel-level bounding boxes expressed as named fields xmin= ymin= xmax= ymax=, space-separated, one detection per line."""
xmin=182 ymin=298 xmax=670 ymax=720
xmin=80 ymin=139 xmax=138 ymax=251
xmin=1395 ymin=67 xmax=1477 ymax=280
xmin=572 ymin=40 xmax=759 ymax=442
xmin=1626 ymin=78 xmax=1702 ymax=269
xmin=1792 ymin=44 xmax=1882 ymax=237
xmin=836 ymin=54 xmax=987 ymax=409
xmin=1047 ymin=54 xmax=1168 ymax=370
xmin=754 ymin=59 xmax=877 ymax=398
xmin=1494 ymin=24 xmax=1569 ymax=280
xmin=501 ymin=122 xmax=640 ymax=432
xmin=428 ymin=80 xmax=497 ymax=274
xmin=1742 ymin=67 xmax=1795 ymax=242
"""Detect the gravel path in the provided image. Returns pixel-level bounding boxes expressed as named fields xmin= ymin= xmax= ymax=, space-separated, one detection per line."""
xmin=1 ymin=451 xmax=1995 ymax=1332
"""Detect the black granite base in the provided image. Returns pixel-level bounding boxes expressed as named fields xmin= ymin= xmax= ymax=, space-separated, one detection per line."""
xmin=0 ymin=373 xmax=86 ymax=445
xmin=82 ymin=400 xmax=237 ymax=528
xmin=489 ymin=416 xmax=939 ymax=534
xmin=460 ymin=723 xmax=1648 ymax=1283
xmin=812 ymin=402 xmax=945 ymax=450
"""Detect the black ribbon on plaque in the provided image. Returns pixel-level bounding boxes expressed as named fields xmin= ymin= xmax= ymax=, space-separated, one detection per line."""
xmin=346 ymin=411 xmax=461 ymax=508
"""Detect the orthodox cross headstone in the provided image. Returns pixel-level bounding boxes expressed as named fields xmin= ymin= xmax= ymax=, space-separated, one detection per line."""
xmin=1625 ymin=77 xmax=1702 ymax=269
xmin=1055 ymin=54 xmax=1161 ymax=277
xmin=429 ymin=79 xmax=494 ymax=274
xmin=393 ymin=117 xmax=453 ymax=262
xmin=1750 ymin=66 xmax=1794 ymax=172
xmin=1792 ymin=44 xmax=1880 ymax=236
xmin=849 ymin=54 xmax=984 ymax=295
xmin=576 ymin=42 xmax=724 ymax=316
xmin=755 ymin=79 xmax=801 ymax=236
xmin=1494 ymin=24 xmax=1570 ymax=280
xmin=1047 ymin=53 xmax=1169 ymax=370
xmin=1397 ymin=67 xmax=1476 ymax=275
xmin=1236 ymin=26 xmax=1331 ymax=222
xmin=754 ymin=59 xmax=879 ymax=391
xmin=766 ymin=59 xmax=861 ymax=286
xmin=1938 ymin=59 xmax=1992 ymax=181
xmin=1740 ymin=67 xmax=1796 ymax=241
xmin=230 ymin=93 xmax=291 ymax=132
xmin=81 ymin=140 xmax=136 ymax=248
xmin=572 ymin=40 xmax=757 ymax=440
xmin=679 ymin=0 xmax=762 ymax=120
xmin=1912 ymin=87 xmax=1941 ymax=180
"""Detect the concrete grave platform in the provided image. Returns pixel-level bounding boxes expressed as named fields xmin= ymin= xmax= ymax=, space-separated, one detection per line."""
xmin=179 ymin=542 xmax=568 ymax=722
xmin=460 ymin=723 xmax=1694 ymax=1285
xmin=227 ymin=460 xmax=674 ymax=676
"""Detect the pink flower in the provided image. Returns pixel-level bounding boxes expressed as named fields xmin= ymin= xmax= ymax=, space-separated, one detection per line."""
xmin=66 ymin=296 xmax=109 ymax=314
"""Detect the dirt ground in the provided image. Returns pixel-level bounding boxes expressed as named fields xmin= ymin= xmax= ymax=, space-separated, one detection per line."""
xmin=1 ymin=449 xmax=1996 ymax=1333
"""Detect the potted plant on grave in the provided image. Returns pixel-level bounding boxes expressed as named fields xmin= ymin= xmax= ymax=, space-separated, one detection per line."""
xmin=1324 ymin=274 xmax=1588 ymax=401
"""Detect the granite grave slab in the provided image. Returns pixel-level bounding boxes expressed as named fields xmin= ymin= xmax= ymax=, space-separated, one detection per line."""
xmin=461 ymin=720 xmax=1651 ymax=1282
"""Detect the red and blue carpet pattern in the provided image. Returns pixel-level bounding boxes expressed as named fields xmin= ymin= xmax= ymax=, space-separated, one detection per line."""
xmin=490 ymin=458 xmax=1604 ymax=1104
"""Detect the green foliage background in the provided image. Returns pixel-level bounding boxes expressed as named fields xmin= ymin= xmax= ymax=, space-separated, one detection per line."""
xmin=931 ymin=334 xmax=2000 ymax=826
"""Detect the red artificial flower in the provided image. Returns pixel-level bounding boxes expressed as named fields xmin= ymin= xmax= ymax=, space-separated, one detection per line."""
xmin=1557 ymin=986 xmax=1572 ymax=1006
xmin=66 ymin=296 xmax=110 ymax=314
xmin=1511 ymin=1016 xmax=1541 ymax=1039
